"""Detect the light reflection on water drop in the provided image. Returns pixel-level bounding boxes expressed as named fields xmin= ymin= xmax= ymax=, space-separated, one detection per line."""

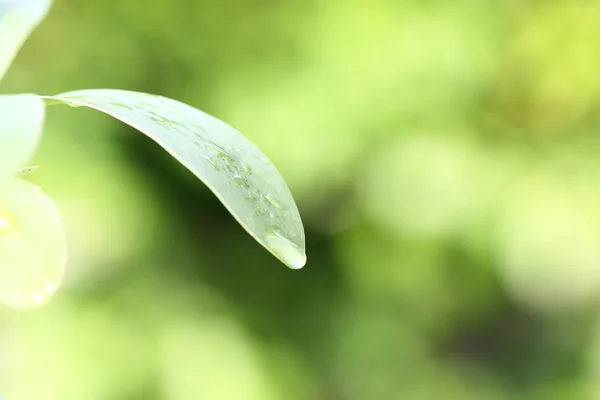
xmin=265 ymin=228 xmax=306 ymax=270
xmin=265 ymin=194 xmax=283 ymax=210
xmin=201 ymin=154 xmax=220 ymax=171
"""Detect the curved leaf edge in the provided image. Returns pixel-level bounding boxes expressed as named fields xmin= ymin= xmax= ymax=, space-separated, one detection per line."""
xmin=39 ymin=92 xmax=307 ymax=270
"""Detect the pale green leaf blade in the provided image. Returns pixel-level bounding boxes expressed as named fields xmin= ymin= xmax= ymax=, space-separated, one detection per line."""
xmin=0 ymin=0 xmax=52 ymax=83
xmin=0 ymin=94 xmax=45 ymax=173
xmin=44 ymin=89 xmax=306 ymax=269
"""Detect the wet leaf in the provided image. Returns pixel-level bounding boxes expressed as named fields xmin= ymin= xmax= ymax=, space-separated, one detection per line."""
xmin=44 ymin=89 xmax=306 ymax=269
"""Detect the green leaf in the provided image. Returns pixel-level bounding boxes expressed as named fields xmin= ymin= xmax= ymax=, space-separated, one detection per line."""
xmin=0 ymin=0 xmax=52 ymax=83
xmin=0 ymin=94 xmax=45 ymax=173
xmin=44 ymin=89 xmax=307 ymax=269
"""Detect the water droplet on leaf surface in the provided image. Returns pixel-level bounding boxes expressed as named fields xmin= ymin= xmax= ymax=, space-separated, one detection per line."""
xmin=233 ymin=174 xmax=250 ymax=189
xmin=0 ymin=178 xmax=67 ymax=309
xmin=265 ymin=228 xmax=306 ymax=270
xmin=265 ymin=194 xmax=284 ymax=210
xmin=245 ymin=191 xmax=257 ymax=201
xmin=201 ymin=154 xmax=220 ymax=171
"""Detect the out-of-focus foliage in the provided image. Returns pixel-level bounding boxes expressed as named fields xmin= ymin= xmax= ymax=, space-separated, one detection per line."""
xmin=0 ymin=93 xmax=44 ymax=172
xmin=0 ymin=0 xmax=51 ymax=82
xmin=1 ymin=0 xmax=600 ymax=399
xmin=0 ymin=177 xmax=66 ymax=310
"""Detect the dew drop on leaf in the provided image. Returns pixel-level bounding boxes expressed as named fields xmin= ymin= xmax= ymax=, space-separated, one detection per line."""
xmin=0 ymin=177 xmax=67 ymax=309
xmin=265 ymin=193 xmax=284 ymax=210
xmin=265 ymin=227 xmax=306 ymax=270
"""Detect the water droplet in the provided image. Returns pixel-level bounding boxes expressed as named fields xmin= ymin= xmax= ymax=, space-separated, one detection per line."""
xmin=265 ymin=194 xmax=283 ymax=210
xmin=216 ymin=151 xmax=235 ymax=163
xmin=265 ymin=228 xmax=306 ymax=270
xmin=0 ymin=178 xmax=67 ymax=310
xmin=233 ymin=174 xmax=250 ymax=189
xmin=202 ymin=154 xmax=220 ymax=171
xmin=245 ymin=192 xmax=257 ymax=201
xmin=242 ymin=164 xmax=253 ymax=176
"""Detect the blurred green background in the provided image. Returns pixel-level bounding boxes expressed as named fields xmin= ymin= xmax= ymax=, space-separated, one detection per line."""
xmin=2 ymin=0 xmax=600 ymax=398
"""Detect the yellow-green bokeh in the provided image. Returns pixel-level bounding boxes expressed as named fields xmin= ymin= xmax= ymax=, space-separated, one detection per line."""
xmin=2 ymin=0 xmax=600 ymax=399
